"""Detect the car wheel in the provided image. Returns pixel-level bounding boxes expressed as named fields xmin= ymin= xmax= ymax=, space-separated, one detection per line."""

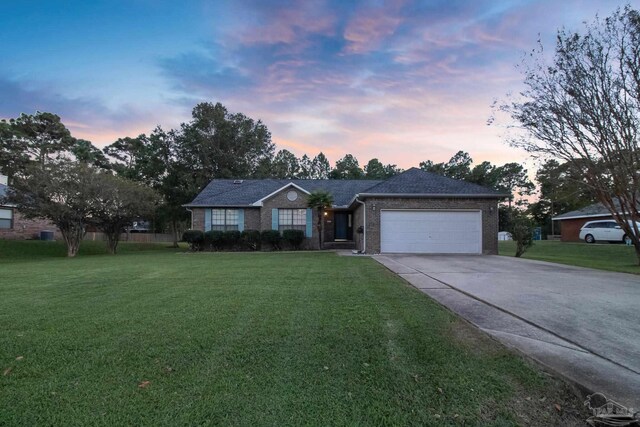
xmin=585 ymin=234 xmax=595 ymax=244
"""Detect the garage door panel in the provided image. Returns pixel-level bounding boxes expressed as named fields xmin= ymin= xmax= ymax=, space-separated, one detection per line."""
xmin=381 ymin=210 xmax=481 ymax=254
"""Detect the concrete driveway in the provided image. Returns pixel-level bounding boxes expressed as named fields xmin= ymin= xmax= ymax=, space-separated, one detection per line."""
xmin=375 ymin=254 xmax=640 ymax=408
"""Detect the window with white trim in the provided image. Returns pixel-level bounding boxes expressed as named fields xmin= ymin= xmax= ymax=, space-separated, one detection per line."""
xmin=279 ymin=208 xmax=306 ymax=234
xmin=211 ymin=209 xmax=239 ymax=231
xmin=0 ymin=208 xmax=12 ymax=229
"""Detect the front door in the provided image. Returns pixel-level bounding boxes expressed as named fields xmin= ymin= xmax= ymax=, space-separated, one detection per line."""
xmin=334 ymin=212 xmax=353 ymax=241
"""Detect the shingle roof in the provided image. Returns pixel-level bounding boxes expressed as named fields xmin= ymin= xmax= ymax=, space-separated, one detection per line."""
xmin=185 ymin=167 xmax=506 ymax=208
xmin=186 ymin=179 xmax=384 ymax=207
xmin=553 ymin=201 xmax=639 ymax=220
xmin=361 ymin=167 xmax=507 ymax=196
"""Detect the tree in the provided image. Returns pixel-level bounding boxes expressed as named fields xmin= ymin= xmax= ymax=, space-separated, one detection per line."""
xmin=310 ymin=153 xmax=331 ymax=179
xmin=420 ymin=151 xmax=472 ymax=181
xmin=500 ymin=6 xmax=640 ymax=263
xmin=364 ymin=158 xmax=403 ymax=179
xmin=507 ymin=209 xmax=534 ymax=258
xmin=468 ymin=161 xmax=500 ymax=188
xmin=90 ymin=173 xmax=159 ymax=254
xmin=104 ymin=127 xmax=188 ymax=246
xmin=103 ymin=136 xmax=149 ymax=180
xmin=271 ymin=149 xmax=300 ymax=178
xmin=72 ymin=139 xmax=110 ymax=169
xmin=298 ymin=152 xmax=332 ymax=179
xmin=528 ymin=159 xmax=597 ymax=235
xmin=364 ymin=158 xmax=386 ymax=179
xmin=0 ymin=112 xmax=75 ymax=179
xmin=6 ymin=160 xmax=101 ymax=257
xmin=330 ymin=154 xmax=364 ymax=179
xmin=178 ymin=102 xmax=275 ymax=186
xmin=494 ymin=163 xmax=535 ymax=208
xmin=307 ymin=190 xmax=334 ymax=249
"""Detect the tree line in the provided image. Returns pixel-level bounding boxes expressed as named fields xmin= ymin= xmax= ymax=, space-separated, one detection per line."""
xmin=0 ymin=102 xmax=549 ymax=257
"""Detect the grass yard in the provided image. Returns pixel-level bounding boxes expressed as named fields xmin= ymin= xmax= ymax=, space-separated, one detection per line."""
xmin=499 ymin=240 xmax=640 ymax=275
xmin=0 ymin=243 xmax=587 ymax=425
xmin=0 ymin=239 xmax=174 ymax=261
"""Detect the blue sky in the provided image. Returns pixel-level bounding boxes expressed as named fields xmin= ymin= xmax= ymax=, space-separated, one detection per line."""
xmin=0 ymin=0 xmax=630 ymax=168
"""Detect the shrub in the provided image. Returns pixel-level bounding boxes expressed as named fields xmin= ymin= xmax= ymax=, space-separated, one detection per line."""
xmin=282 ymin=229 xmax=305 ymax=250
xmin=241 ymin=229 xmax=261 ymax=251
xmin=223 ymin=230 xmax=242 ymax=249
xmin=204 ymin=230 xmax=224 ymax=250
xmin=182 ymin=230 xmax=204 ymax=251
xmin=507 ymin=209 xmax=534 ymax=258
xmin=260 ymin=230 xmax=282 ymax=250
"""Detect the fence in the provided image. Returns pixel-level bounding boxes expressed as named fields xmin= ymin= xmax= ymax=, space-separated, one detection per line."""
xmin=84 ymin=232 xmax=176 ymax=243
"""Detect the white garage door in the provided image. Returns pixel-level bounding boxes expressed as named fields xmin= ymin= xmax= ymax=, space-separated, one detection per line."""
xmin=380 ymin=210 xmax=482 ymax=254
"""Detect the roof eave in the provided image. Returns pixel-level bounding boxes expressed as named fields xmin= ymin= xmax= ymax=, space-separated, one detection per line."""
xmin=356 ymin=192 xmax=508 ymax=199
xmin=552 ymin=213 xmax=613 ymax=221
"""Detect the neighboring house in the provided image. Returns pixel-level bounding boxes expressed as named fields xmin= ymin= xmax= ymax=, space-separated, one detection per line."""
xmin=553 ymin=202 xmax=639 ymax=242
xmin=184 ymin=168 xmax=506 ymax=254
xmin=0 ymin=178 xmax=60 ymax=240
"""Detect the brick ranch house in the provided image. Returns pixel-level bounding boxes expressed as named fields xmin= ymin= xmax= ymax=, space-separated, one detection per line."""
xmin=184 ymin=168 xmax=507 ymax=254
xmin=0 ymin=180 xmax=60 ymax=240
xmin=553 ymin=202 xmax=638 ymax=242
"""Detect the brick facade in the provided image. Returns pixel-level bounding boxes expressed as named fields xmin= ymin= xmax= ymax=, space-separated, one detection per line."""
xmin=0 ymin=207 xmax=61 ymax=240
xmin=352 ymin=197 xmax=499 ymax=255
xmin=191 ymin=208 xmax=206 ymax=231
xmin=260 ymin=188 xmax=319 ymax=250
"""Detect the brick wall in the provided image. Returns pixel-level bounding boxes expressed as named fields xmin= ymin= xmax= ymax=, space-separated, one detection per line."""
xmin=244 ymin=208 xmax=261 ymax=231
xmin=0 ymin=208 xmax=61 ymax=240
xmin=191 ymin=208 xmax=206 ymax=231
xmin=261 ymin=187 xmax=319 ymax=249
xmin=360 ymin=197 xmax=499 ymax=254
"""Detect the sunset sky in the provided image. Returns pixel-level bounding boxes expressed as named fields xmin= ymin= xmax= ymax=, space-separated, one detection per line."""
xmin=0 ymin=1 xmax=628 ymax=170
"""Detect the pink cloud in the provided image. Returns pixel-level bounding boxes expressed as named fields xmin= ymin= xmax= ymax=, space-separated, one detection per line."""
xmin=235 ymin=4 xmax=336 ymax=47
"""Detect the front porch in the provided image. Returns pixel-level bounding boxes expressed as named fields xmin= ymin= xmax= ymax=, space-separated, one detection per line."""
xmin=323 ymin=209 xmax=356 ymax=250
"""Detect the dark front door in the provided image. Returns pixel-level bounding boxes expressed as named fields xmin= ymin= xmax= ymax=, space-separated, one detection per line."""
xmin=334 ymin=212 xmax=353 ymax=241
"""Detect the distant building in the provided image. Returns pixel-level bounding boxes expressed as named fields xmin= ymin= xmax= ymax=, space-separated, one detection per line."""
xmin=553 ymin=202 xmax=638 ymax=242
xmin=0 ymin=175 xmax=60 ymax=240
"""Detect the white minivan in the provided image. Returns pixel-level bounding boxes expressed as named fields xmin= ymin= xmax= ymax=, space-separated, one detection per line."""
xmin=579 ymin=220 xmax=639 ymax=244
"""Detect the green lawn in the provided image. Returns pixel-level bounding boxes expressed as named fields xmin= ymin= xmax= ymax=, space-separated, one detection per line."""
xmin=1 ymin=242 xmax=586 ymax=425
xmin=499 ymin=240 xmax=640 ymax=275
xmin=0 ymin=239 xmax=174 ymax=261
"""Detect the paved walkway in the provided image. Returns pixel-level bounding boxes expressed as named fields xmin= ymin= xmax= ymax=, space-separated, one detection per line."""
xmin=374 ymin=254 xmax=640 ymax=409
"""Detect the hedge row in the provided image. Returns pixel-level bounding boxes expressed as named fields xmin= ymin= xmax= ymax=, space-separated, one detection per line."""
xmin=182 ymin=229 xmax=306 ymax=251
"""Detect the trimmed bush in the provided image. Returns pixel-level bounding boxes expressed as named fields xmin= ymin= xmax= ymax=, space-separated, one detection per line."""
xmin=261 ymin=230 xmax=282 ymax=250
xmin=282 ymin=229 xmax=305 ymax=250
xmin=223 ymin=230 xmax=242 ymax=249
xmin=241 ymin=229 xmax=261 ymax=251
xmin=204 ymin=230 xmax=224 ymax=250
xmin=182 ymin=230 xmax=204 ymax=251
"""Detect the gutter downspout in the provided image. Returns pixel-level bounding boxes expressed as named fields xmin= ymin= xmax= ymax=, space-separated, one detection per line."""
xmin=355 ymin=197 xmax=366 ymax=254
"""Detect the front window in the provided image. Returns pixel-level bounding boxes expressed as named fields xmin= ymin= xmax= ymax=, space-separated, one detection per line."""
xmin=279 ymin=208 xmax=306 ymax=234
xmin=211 ymin=209 xmax=239 ymax=231
xmin=0 ymin=208 xmax=12 ymax=229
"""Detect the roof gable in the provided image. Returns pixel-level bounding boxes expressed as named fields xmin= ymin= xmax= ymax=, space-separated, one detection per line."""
xmin=252 ymin=182 xmax=311 ymax=206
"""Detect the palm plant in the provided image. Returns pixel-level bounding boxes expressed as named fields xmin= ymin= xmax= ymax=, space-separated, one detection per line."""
xmin=307 ymin=190 xmax=334 ymax=249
